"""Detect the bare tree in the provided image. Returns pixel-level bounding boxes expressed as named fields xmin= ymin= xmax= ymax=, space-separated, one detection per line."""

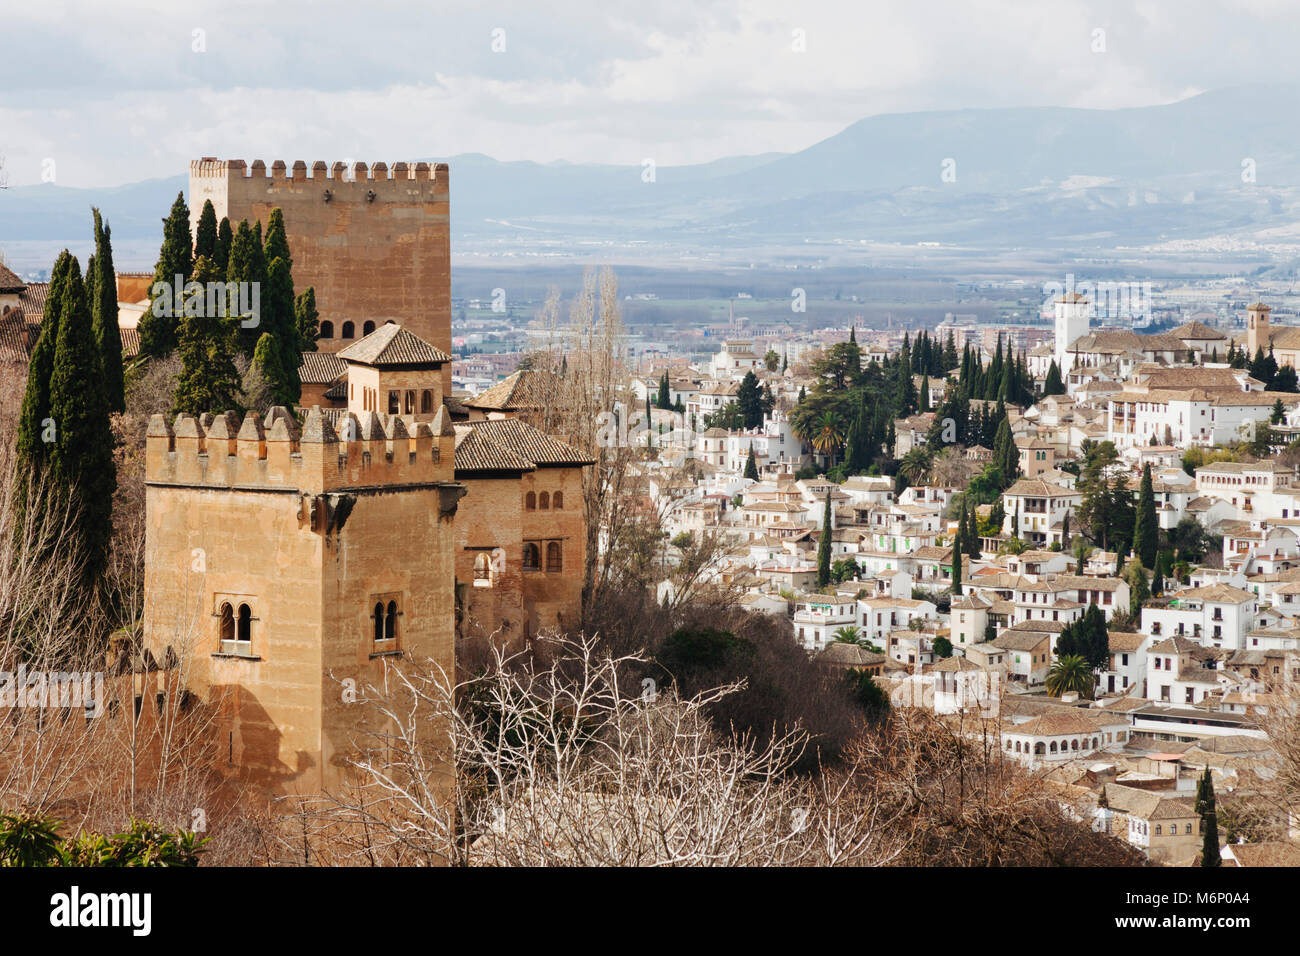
xmin=281 ymin=634 xmax=907 ymax=866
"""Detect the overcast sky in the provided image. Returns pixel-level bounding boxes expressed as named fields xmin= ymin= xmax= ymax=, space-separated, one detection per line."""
xmin=2 ymin=0 xmax=1298 ymax=188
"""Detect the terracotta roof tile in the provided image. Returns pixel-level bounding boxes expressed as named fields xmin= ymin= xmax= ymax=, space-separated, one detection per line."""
xmin=337 ymin=323 xmax=450 ymax=367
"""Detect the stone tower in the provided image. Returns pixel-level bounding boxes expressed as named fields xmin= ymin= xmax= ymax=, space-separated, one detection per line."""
xmin=142 ymin=404 xmax=464 ymax=794
xmin=1247 ymin=302 xmax=1271 ymax=356
xmin=1054 ymin=292 xmax=1091 ymax=372
xmin=188 ymin=158 xmax=452 ymax=394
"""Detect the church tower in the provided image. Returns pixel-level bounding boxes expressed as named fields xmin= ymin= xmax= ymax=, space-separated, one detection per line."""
xmin=1247 ymin=302 xmax=1271 ymax=356
xmin=1054 ymin=293 xmax=1091 ymax=372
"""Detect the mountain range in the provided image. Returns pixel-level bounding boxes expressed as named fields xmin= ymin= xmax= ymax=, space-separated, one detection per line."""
xmin=4 ymin=85 xmax=1300 ymax=258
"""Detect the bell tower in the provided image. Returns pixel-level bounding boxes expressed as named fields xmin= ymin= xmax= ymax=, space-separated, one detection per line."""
xmin=1247 ymin=302 xmax=1271 ymax=356
xmin=1054 ymin=293 xmax=1091 ymax=372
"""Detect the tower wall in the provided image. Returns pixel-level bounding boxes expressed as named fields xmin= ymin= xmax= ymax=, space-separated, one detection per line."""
xmin=143 ymin=407 xmax=463 ymax=794
xmin=189 ymin=158 xmax=452 ymax=394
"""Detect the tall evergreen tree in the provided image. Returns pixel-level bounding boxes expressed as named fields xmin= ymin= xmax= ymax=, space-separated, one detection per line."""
xmin=966 ymin=502 xmax=981 ymax=558
xmin=16 ymin=252 xmax=73 ymax=478
xmin=951 ymin=545 xmax=963 ymax=596
xmin=89 ymin=209 xmax=125 ymax=413
xmin=994 ymin=415 xmax=1018 ymax=486
xmin=1043 ymin=359 xmax=1066 ymax=396
xmin=1133 ymin=462 xmax=1158 ymax=568
xmin=137 ymin=192 xmax=193 ymax=358
xmin=194 ymin=199 xmax=218 ymax=261
xmin=215 ymin=217 xmax=234 ymax=273
xmin=744 ymin=442 xmax=759 ymax=481
xmin=816 ymin=489 xmax=833 ymax=588
xmin=919 ymin=374 xmax=930 ymax=412
xmin=227 ymin=220 xmax=261 ymax=354
xmin=173 ymin=256 xmax=243 ymax=416
xmin=248 ymin=332 xmax=289 ymax=415
xmin=295 ymin=287 xmax=320 ymax=353
xmin=1198 ymin=767 xmax=1221 ymax=867
xmin=263 ymin=257 xmax=301 ymax=404
xmin=657 ymin=370 xmax=671 ymax=409
xmin=47 ymin=256 xmax=116 ymax=585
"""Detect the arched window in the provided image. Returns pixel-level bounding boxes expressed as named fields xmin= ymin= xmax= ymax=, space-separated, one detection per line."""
xmin=546 ymin=542 xmax=562 ymax=572
xmin=473 ymin=551 xmax=493 ymax=587
xmin=388 ymin=391 xmax=400 ymax=414
xmin=404 ymin=390 xmax=415 ymax=415
xmin=342 ymin=321 xmax=356 ymax=339
xmin=539 ymin=491 xmax=550 ymax=510
xmin=1034 ymin=742 xmax=1045 ymax=755
xmin=237 ymin=604 xmax=252 ymax=643
xmin=421 ymin=390 xmax=434 ymax=413
xmin=1049 ymin=741 xmax=1058 ymax=753
xmin=552 ymin=491 xmax=562 ymax=510
xmin=385 ymin=601 xmax=397 ymax=641
xmin=1071 ymin=739 xmax=1079 ymax=751
xmin=523 ymin=543 xmax=540 ymax=571
xmin=219 ymin=603 xmax=234 ymax=643
xmin=319 ymin=320 xmax=335 ymax=339
xmin=373 ymin=603 xmax=384 ymax=643
xmin=526 ymin=492 xmax=536 ymax=510
xmin=363 ymin=320 xmax=376 ymax=336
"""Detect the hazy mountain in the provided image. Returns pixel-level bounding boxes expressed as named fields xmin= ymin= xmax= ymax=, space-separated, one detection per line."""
xmin=5 ymin=85 xmax=1300 ymax=257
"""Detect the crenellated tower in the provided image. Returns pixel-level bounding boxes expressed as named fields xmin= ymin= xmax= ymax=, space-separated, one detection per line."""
xmin=189 ymin=158 xmax=452 ymax=394
xmin=143 ymin=404 xmax=464 ymax=793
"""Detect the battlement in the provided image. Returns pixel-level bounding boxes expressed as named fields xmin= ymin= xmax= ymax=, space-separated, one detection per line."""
xmin=190 ymin=158 xmax=448 ymax=194
xmin=146 ymin=406 xmax=456 ymax=494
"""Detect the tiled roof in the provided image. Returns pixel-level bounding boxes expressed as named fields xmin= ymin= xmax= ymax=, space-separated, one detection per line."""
xmin=1170 ymin=320 xmax=1226 ymax=341
xmin=299 ymin=351 xmax=348 ymax=384
xmin=462 ymin=418 xmax=593 ymax=469
xmin=463 ymin=369 xmax=557 ymax=411
xmin=453 ymin=425 xmax=535 ymax=474
xmin=336 ymin=323 xmax=451 ymax=367
xmin=0 ymin=312 xmax=32 ymax=363
xmin=19 ymin=281 xmax=48 ymax=319
xmin=0 ymin=262 xmax=24 ymax=292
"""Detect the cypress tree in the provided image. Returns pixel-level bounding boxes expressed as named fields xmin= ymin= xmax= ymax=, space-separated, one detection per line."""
xmin=215 ymin=217 xmax=234 ymax=273
xmin=658 ymin=371 xmax=670 ymax=410
xmin=967 ymin=502 xmax=981 ymax=558
xmin=90 ymin=209 xmax=125 ymax=413
xmin=1125 ymin=558 xmax=1149 ymax=618
xmin=919 ymin=374 xmax=930 ymax=412
xmin=48 ymin=256 xmax=116 ymax=585
xmin=264 ymin=257 xmax=301 ymax=403
xmin=173 ymin=256 xmax=243 ymax=416
xmin=295 ymin=287 xmax=320 ymax=353
xmin=744 ymin=442 xmax=759 ymax=480
xmin=1133 ymin=463 xmax=1158 ymax=568
xmin=951 ymin=544 xmax=963 ymax=596
xmin=227 ymin=219 xmax=261 ymax=354
xmin=137 ymin=191 xmax=193 ymax=358
xmin=248 ymin=332 xmax=289 ymax=414
xmin=994 ymin=415 xmax=1018 ymax=486
xmin=955 ymin=505 xmax=967 ymax=556
xmin=817 ymin=489 xmax=833 ymax=588
xmin=17 ymin=251 xmax=74 ymax=473
xmin=1198 ymin=768 xmax=1221 ymax=867
xmin=195 ymin=199 xmax=218 ymax=261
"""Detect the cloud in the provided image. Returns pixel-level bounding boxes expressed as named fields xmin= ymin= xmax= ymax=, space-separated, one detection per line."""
xmin=2 ymin=0 xmax=1299 ymax=186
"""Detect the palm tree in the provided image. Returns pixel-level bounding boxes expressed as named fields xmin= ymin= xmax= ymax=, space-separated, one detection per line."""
xmin=833 ymin=625 xmax=863 ymax=645
xmin=811 ymin=411 xmax=846 ymax=464
xmin=1046 ymin=654 xmax=1095 ymax=699
xmin=898 ymin=447 xmax=934 ymax=487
